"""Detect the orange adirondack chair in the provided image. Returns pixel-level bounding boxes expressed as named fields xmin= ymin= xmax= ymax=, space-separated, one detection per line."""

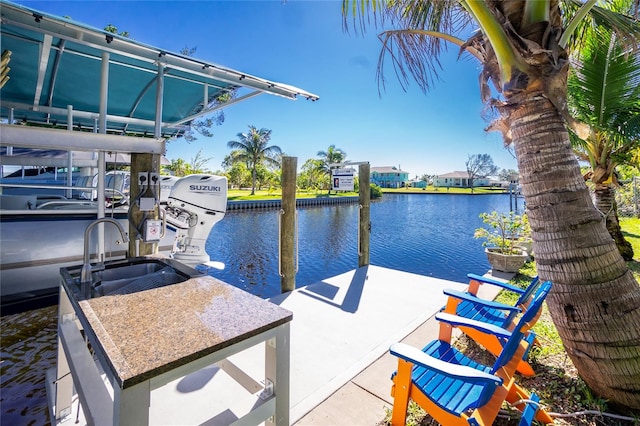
xmin=389 ymin=280 xmax=554 ymax=426
xmin=442 ymin=274 xmax=542 ymax=377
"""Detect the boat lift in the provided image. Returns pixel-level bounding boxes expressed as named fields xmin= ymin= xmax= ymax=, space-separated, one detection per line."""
xmin=1 ymin=0 xmax=318 ymax=261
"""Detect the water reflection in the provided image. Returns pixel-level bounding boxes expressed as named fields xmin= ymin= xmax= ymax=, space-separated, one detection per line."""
xmin=206 ymin=193 xmax=512 ymax=297
xmin=0 ymin=306 xmax=57 ymax=425
xmin=205 ymin=211 xmax=280 ymax=297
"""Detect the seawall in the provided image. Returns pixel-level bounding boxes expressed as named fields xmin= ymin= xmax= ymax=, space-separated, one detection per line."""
xmin=226 ymin=196 xmax=359 ymax=211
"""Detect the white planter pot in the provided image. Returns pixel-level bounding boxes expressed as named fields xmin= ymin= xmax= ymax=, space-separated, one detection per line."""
xmin=485 ymin=247 xmax=529 ymax=273
xmin=515 ymin=239 xmax=533 ymax=255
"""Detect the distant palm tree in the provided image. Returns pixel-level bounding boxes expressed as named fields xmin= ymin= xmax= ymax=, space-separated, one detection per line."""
xmin=227 ymin=126 xmax=281 ymax=195
xmin=568 ymin=24 xmax=640 ymax=260
xmin=317 ymin=145 xmax=347 ymax=192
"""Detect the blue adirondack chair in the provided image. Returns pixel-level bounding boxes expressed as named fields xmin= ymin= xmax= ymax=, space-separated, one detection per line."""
xmin=442 ymin=274 xmax=542 ymax=377
xmin=389 ymin=280 xmax=554 ymax=426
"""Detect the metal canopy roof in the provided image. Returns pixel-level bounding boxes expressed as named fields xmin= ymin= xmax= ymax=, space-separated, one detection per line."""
xmin=0 ymin=1 xmax=319 ymax=139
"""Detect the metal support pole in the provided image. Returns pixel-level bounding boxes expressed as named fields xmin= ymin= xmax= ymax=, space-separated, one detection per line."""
xmin=66 ymin=105 xmax=73 ymax=198
xmin=280 ymin=156 xmax=297 ymax=293
xmin=97 ymin=53 xmax=109 ymax=256
xmin=358 ymin=163 xmax=370 ymax=267
xmin=509 ymin=184 xmax=513 ymax=212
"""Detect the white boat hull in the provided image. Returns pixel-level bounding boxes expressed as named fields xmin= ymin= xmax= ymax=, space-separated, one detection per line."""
xmin=0 ymin=208 xmax=176 ymax=310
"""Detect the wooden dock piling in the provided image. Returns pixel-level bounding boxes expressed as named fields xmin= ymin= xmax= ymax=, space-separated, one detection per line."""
xmin=280 ymin=156 xmax=297 ymax=292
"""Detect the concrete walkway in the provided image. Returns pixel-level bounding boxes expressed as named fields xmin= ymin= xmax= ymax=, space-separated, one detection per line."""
xmin=293 ymin=267 xmax=511 ymax=425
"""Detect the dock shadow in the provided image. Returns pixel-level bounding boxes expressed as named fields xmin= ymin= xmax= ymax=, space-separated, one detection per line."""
xmin=176 ymin=365 xmax=220 ymax=393
xmin=297 ymin=265 xmax=369 ymax=313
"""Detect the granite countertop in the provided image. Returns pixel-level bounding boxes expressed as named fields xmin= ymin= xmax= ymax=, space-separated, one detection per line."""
xmin=75 ymin=275 xmax=293 ymax=389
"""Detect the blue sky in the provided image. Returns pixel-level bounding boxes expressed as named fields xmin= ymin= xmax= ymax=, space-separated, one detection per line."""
xmin=14 ymin=0 xmax=518 ymax=178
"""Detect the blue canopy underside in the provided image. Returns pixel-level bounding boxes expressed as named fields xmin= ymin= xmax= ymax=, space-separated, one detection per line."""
xmin=0 ymin=0 xmax=318 ymax=138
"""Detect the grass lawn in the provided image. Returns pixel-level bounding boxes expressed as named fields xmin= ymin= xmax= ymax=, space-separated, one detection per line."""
xmin=621 ymin=216 xmax=640 ymax=279
xmin=381 ymin=186 xmax=506 ymax=195
xmin=389 ymin=218 xmax=640 ymax=426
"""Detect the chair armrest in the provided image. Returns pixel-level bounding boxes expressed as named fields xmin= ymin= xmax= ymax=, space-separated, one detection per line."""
xmin=435 ymin=312 xmax=513 ymax=339
xmin=467 ymin=273 xmax=525 ymax=294
xmin=390 ymin=343 xmax=503 ymax=384
xmin=443 ymin=289 xmax=522 ymax=313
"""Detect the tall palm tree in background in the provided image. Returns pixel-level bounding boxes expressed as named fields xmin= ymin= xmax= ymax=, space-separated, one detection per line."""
xmin=343 ymin=0 xmax=640 ymax=408
xmin=567 ymin=24 xmax=640 ymax=260
xmin=227 ymin=126 xmax=281 ymax=195
xmin=317 ymin=145 xmax=347 ymax=192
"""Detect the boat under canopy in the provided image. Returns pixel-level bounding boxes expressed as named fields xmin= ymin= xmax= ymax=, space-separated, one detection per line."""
xmin=0 ymin=0 xmax=319 ymax=313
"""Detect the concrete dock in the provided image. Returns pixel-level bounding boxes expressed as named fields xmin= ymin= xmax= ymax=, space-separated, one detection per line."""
xmin=147 ymin=264 xmax=507 ymax=425
xmin=291 ymin=265 xmax=507 ymax=425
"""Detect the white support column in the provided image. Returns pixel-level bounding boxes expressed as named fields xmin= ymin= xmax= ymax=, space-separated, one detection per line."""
xmin=154 ymin=63 xmax=164 ymax=138
xmin=97 ymin=52 xmax=109 ymax=255
xmin=66 ymin=105 xmax=73 ymax=198
xmin=54 ymin=286 xmax=74 ymax=421
xmin=99 ymin=52 xmax=109 ymax=136
xmin=265 ymin=322 xmax=290 ymax=426
xmin=113 ymin=380 xmax=151 ymax=426
xmin=203 ymin=83 xmax=208 ymax=110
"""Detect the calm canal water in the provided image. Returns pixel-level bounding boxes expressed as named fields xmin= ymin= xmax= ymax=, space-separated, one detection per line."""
xmin=1 ymin=193 xmax=511 ymax=425
xmin=205 ymin=193 xmax=511 ymax=297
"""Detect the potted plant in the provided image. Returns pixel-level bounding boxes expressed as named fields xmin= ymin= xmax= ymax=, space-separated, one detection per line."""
xmin=474 ymin=211 xmax=529 ymax=273
xmin=514 ymin=213 xmax=533 ymax=255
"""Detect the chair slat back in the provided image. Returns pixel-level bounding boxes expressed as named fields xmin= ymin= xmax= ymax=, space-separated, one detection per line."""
xmin=503 ymin=276 xmax=541 ymax=325
xmin=516 ymin=276 xmax=540 ymax=307
xmin=491 ymin=280 xmax=552 ymax=374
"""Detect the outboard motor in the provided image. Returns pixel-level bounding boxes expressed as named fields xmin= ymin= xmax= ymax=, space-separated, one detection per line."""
xmin=164 ymin=174 xmax=227 ymax=266
xmin=159 ymin=175 xmax=180 ymax=204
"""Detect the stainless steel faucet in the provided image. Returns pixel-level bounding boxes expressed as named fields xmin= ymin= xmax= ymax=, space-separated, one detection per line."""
xmin=80 ymin=218 xmax=129 ymax=298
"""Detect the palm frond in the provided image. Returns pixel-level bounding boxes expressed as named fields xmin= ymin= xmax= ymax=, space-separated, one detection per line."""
xmin=568 ymin=20 xmax=640 ymax=170
xmin=562 ymin=0 xmax=640 ymax=54
xmin=343 ymin=0 xmax=472 ymax=92
xmin=569 ymin=26 xmax=640 ymax=139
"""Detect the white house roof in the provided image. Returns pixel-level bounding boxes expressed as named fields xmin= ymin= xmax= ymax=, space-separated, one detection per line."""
xmin=437 ymin=171 xmax=470 ymax=178
xmin=371 ymin=166 xmax=409 ymax=174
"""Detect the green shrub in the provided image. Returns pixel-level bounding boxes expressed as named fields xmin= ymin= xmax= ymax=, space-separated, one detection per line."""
xmin=370 ymin=184 xmax=383 ymax=199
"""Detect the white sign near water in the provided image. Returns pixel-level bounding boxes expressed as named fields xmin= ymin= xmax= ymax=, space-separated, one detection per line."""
xmin=331 ymin=168 xmax=354 ymax=191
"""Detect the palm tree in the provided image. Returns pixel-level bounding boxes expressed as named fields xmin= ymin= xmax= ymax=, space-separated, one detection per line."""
xmin=568 ymin=24 xmax=640 ymax=260
xmin=317 ymin=145 xmax=347 ymax=192
xmin=343 ymin=0 xmax=640 ymax=408
xmin=227 ymin=126 xmax=281 ymax=195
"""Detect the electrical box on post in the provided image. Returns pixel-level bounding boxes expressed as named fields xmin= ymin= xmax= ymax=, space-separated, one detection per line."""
xmin=139 ymin=197 xmax=156 ymax=211
xmin=144 ymin=219 xmax=162 ymax=242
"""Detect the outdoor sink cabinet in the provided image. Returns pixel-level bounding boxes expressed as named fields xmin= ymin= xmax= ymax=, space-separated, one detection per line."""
xmin=52 ymin=256 xmax=293 ymax=425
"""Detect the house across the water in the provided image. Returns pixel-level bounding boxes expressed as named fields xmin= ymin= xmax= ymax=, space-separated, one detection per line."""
xmin=370 ymin=166 xmax=410 ymax=188
xmin=407 ymin=179 xmax=427 ymax=188
xmin=433 ymin=171 xmax=491 ymax=188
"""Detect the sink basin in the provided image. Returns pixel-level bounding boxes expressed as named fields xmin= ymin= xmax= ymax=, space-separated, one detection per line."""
xmin=61 ymin=257 xmax=203 ymax=299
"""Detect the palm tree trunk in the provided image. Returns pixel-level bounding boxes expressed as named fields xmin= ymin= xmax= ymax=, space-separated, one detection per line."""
xmin=509 ymin=89 xmax=640 ymax=409
xmin=251 ymin=167 xmax=256 ymax=196
xmin=593 ymin=182 xmax=634 ymax=260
